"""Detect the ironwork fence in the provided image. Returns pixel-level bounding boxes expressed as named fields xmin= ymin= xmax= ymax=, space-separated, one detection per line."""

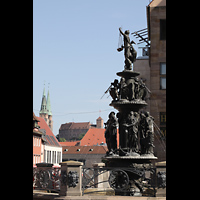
xmin=82 ymin=166 xmax=158 ymax=196
xmin=33 ymin=166 xmax=61 ymax=192
xmin=33 ymin=162 xmax=166 ymax=196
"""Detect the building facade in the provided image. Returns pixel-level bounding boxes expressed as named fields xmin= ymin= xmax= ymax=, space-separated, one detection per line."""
xmin=96 ymin=117 xmax=104 ymax=129
xmin=134 ymin=0 xmax=166 ymax=161
xmin=61 ymin=146 xmax=108 ymax=167
xmin=134 ymin=54 xmax=150 ymax=112
xmin=147 ymin=0 xmax=166 ymax=161
xmin=59 ymin=122 xmax=91 ymax=141
xmin=37 ymin=116 xmax=62 ymax=166
xmin=33 ymin=112 xmax=44 ymax=165
xmin=59 ymin=117 xmax=104 ymax=141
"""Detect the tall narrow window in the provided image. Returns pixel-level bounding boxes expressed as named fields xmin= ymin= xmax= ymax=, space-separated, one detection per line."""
xmin=44 ymin=150 xmax=46 ymax=162
xmin=160 ymin=63 xmax=166 ymax=90
xmin=160 ymin=19 xmax=166 ymax=40
xmin=160 ymin=63 xmax=166 ymax=75
xmin=160 ymin=78 xmax=166 ymax=89
xmin=160 ymin=112 xmax=166 ymax=125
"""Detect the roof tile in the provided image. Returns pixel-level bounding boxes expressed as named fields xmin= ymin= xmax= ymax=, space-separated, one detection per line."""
xmin=80 ymin=128 xmax=119 ymax=147
xmin=60 ymin=141 xmax=80 ymax=146
xmin=62 ymin=146 xmax=107 ymax=154
xmin=37 ymin=117 xmax=61 ymax=147
xmin=59 ymin=122 xmax=91 ymax=130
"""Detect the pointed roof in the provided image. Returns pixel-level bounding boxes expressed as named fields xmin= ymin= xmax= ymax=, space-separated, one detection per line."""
xmin=46 ymin=89 xmax=52 ymax=116
xmin=37 ymin=116 xmax=61 ymax=147
xmin=39 ymin=86 xmax=47 ymax=114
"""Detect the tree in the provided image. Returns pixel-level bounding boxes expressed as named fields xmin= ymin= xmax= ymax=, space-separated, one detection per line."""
xmin=59 ymin=138 xmax=66 ymax=142
xmin=78 ymin=133 xmax=85 ymax=140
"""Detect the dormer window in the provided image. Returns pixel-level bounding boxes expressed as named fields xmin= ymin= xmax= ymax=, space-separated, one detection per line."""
xmin=89 ymin=149 xmax=93 ymax=151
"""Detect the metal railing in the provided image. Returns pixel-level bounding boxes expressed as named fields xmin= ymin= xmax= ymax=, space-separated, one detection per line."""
xmin=33 ymin=162 xmax=166 ymax=196
xmin=82 ymin=166 xmax=158 ymax=196
xmin=33 ymin=165 xmax=61 ymax=192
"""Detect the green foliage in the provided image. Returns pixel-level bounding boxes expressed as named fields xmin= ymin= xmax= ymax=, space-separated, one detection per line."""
xmin=78 ymin=133 xmax=85 ymax=140
xmin=59 ymin=137 xmax=66 ymax=142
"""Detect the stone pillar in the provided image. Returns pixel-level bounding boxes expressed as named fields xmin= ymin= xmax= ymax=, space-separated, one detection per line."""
xmin=155 ymin=161 xmax=166 ymax=197
xmin=59 ymin=160 xmax=83 ymax=196
xmin=35 ymin=163 xmax=53 ymax=189
xmin=93 ymin=163 xmax=110 ymax=188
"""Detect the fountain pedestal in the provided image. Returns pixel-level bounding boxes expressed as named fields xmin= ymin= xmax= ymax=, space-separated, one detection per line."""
xmin=103 ymin=69 xmax=157 ymax=196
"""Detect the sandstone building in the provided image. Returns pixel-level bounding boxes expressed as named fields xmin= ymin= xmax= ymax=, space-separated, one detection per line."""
xmin=134 ymin=0 xmax=166 ymax=161
xmin=58 ymin=117 xmax=104 ymax=141
xmin=147 ymin=0 xmax=166 ymax=161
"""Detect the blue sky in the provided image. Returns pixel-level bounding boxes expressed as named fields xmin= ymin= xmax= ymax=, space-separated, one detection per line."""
xmin=33 ymin=0 xmax=150 ymax=135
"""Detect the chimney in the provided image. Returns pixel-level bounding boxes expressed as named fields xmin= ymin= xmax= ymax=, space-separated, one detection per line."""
xmin=96 ymin=117 xmax=103 ymax=129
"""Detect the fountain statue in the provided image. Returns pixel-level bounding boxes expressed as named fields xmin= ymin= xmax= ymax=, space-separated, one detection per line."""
xmin=102 ymin=28 xmax=157 ymax=196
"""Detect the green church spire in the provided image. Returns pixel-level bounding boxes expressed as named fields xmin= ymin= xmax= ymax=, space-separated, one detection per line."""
xmin=39 ymin=85 xmax=47 ymax=114
xmin=46 ymin=85 xmax=52 ymax=116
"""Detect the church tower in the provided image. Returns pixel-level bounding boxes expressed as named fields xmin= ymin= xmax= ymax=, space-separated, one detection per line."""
xmin=39 ymin=86 xmax=48 ymax=123
xmin=39 ymin=84 xmax=53 ymax=131
xmin=46 ymin=88 xmax=53 ymax=131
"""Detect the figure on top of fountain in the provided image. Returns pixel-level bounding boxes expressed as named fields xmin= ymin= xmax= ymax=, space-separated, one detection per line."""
xmin=118 ymin=27 xmax=137 ymax=70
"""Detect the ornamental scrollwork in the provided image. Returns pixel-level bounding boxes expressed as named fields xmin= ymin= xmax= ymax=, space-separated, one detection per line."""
xmin=68 ymin=171 xmax=79 ymax=188
xmin=157 ymin=171 xmax=166 ymax=189
xmin=36 ymin=169 xmax=51 ymax=189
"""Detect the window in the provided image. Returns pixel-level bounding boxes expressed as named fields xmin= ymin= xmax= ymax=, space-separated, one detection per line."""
xmin=160 ymin=63 xmax=166 ymax=90
xmin=47 ymin=151 xmax=50 ymax=163
xmin=160 ymin=78 xmax=166 ymax=89
xmin=160 ymin=112 xmax=166 ymax=125
xmin=160 ymin=19 xmax=166 ymax=40
xmin=44 ymin=150 xmax=46 ymax=162
xmin=142 ymin=47 xmax=149 ymax=56
xmin=53 ymin=151 xmax=56 ymax=163
xmin=89 ymin=149 xmax=93 ymax=151
xmin=57 ymin=152 xmax=61 ymax=164
xmin=160 ymin=63 xmax=166 ymax=75
xmin=49 ymin=151 xmax=51 ymax=163
xmin=52 ymin=151 xmax=54 ymax=163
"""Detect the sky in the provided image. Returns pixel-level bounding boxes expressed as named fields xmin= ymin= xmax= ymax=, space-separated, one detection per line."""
xmin=33 ymin=0 xmax=151 ymax=136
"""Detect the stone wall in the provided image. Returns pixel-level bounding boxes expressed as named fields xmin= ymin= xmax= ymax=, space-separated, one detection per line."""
xmin=149 ymin=5 xmax=166 ymax=162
